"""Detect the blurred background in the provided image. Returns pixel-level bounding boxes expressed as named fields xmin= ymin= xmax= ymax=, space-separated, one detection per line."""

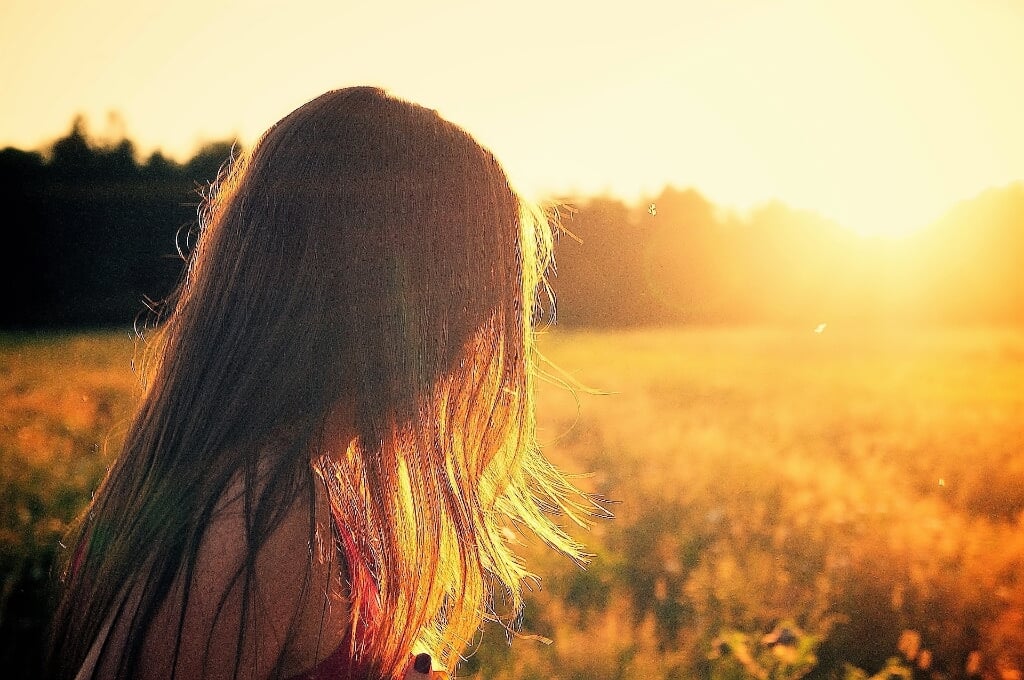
xmin=2 ymin=1 xmax=1023 ymax=678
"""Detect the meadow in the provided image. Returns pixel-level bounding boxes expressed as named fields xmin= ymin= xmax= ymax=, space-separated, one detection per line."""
xmin=2 ymin=327 xmax=1022 ymax=679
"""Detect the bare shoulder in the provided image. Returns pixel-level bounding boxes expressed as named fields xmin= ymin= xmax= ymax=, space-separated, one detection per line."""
xmin=125 ymin=467 xmax=350 ymax=679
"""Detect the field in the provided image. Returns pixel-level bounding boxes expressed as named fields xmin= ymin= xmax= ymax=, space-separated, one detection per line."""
xmin=2 ymin=328 xmax=1023 ymax=679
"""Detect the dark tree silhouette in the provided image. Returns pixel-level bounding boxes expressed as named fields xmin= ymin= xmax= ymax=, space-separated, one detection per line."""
xmin=1 ymin=116 xmax=240 ymax=328
xmin=2 ymin=114 xmax=1024 ymax=330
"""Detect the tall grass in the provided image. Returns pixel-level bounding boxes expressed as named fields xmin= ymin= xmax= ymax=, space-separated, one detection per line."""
xmin=1 ymin=328 xmax=1021 ymax=679
xmin=0 ymin=331 xmax=138 ymax=676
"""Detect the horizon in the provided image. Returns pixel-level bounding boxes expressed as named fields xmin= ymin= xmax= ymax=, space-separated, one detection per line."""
xmin=9 ymin=115 xmax=1022 ymax=244
xmin=2 ymin=0 xmax=1023 ymax=237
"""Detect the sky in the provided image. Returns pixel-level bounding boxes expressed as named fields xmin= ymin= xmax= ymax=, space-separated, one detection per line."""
xmin=1 ymin=0 xmax=1022 ymax=237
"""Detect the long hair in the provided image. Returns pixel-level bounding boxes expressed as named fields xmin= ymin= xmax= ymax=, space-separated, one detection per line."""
xmin=48 ymin=87 xmax=595 ymax=679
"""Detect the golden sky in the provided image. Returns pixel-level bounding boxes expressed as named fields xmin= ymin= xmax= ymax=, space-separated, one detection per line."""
xmin=1 ymin=0 xmax=1022 ymax=236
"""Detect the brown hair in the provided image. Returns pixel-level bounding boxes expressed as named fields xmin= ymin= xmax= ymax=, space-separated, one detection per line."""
xmin=49 ymin=87 xmax=595 ymax=679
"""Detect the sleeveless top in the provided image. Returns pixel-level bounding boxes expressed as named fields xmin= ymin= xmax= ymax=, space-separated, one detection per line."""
xmin=288 ymin=508 xmax=449 ymax=679
xmin=284 ymin=499 xmax=395 ymax=680
xmin=283 ymin=634 xmax=371 ymax=680
xmin=284 ymin=506 xmax=378 ymax=680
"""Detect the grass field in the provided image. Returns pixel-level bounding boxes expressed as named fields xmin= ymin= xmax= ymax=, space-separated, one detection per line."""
xmin=2 ymin=328 xmax=1022 ymax=679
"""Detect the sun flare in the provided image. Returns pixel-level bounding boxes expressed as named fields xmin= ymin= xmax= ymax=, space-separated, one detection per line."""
xmin=1 ymin=0 xmax=1022 ymax=238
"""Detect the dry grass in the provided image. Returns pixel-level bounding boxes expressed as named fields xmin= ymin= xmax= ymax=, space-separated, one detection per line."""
xmin=2 ymin=327 xmax=1022 ymax=679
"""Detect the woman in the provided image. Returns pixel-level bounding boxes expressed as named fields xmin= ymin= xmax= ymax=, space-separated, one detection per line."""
xmin=48 ymin=87 xmax=596 ymax=679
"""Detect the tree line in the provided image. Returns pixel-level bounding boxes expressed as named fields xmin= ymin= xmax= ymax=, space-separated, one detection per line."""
xmin=3 ymin=117 xmax=1023 ymax=329
xmin=550 ymin=185 xmax=1024 ymax=327
xmin=1 ymin=117 xmax=237 ymax=327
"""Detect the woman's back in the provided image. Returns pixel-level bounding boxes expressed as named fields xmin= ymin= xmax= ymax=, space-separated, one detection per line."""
xmin=92 ymin=466 xmax=351 ymax=680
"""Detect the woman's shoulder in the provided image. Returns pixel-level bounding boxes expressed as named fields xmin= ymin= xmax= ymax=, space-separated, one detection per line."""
xmin=125 ymin=469 xmax=352 ymax=679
